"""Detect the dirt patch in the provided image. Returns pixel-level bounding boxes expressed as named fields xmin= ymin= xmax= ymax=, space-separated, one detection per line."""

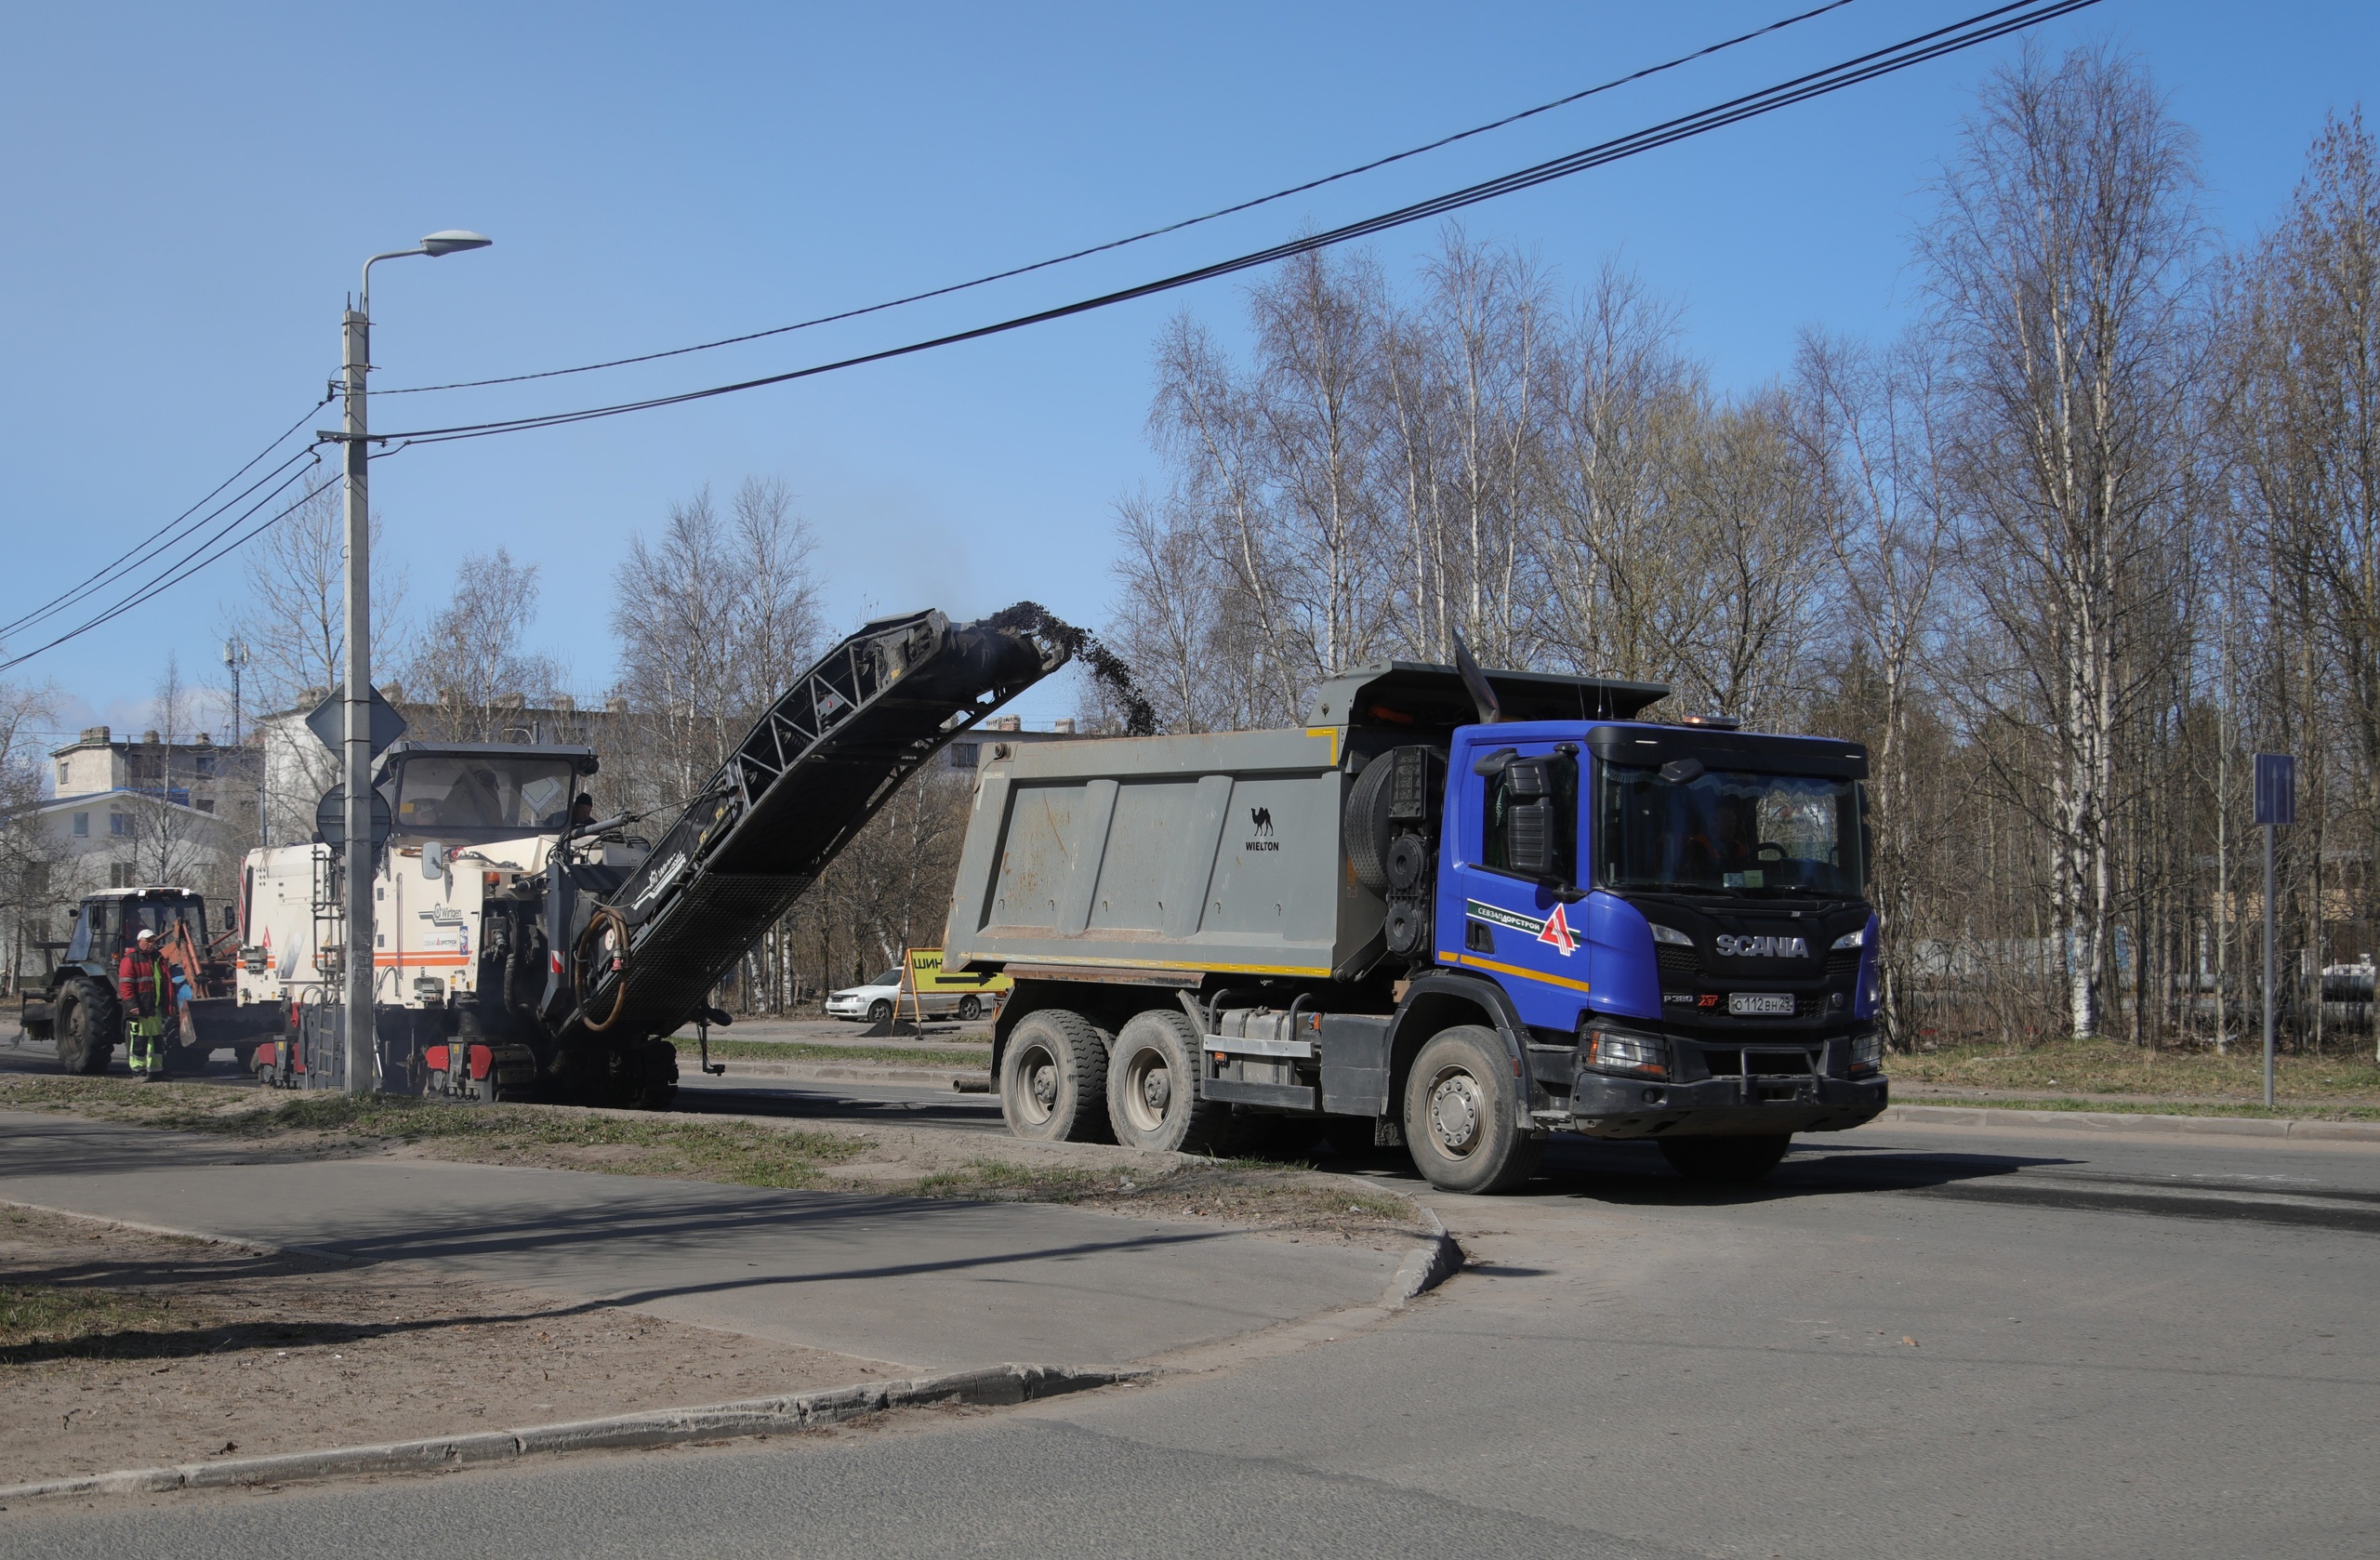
xmin=0 ymin=1205 xmax=893 ymax=1487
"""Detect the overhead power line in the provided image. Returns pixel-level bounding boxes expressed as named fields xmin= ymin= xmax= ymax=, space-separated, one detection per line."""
xmin=0 ymin=462 xmax=336 ymax=674
xmin=0 ymin=397 xmax=331 ymax=646
xmin=367 ymin=0 xmax=2100 ymax=450
xmin=377 ymin=0 xmax=1862 ymax=398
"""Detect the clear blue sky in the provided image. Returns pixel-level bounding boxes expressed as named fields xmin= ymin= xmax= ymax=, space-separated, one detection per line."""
xmin=2 ymin=1 xmax=2372 ymax=739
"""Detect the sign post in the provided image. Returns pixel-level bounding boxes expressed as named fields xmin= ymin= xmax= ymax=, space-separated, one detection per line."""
xmin=2254 ymin=754 xmax=2296 ymax=1109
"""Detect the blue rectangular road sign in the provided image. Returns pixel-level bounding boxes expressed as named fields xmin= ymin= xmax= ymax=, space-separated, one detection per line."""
xmin=2254 ymin=753 xmax=2296 ymax=826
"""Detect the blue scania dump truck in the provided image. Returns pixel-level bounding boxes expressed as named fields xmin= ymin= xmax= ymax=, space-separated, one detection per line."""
xmin=945 ymin=660 xmax=1885 ymax=1191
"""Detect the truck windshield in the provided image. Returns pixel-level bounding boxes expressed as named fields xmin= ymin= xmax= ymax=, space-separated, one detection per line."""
xmin=390 ymin=757 xmax=579 ymax=839
xmin=1599 ymin=765 xmax=1863 ymax=898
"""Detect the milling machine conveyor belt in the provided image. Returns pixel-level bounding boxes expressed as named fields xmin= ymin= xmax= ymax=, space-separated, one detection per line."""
xmin=556 ymin=607 xmax=1066 ymax=1044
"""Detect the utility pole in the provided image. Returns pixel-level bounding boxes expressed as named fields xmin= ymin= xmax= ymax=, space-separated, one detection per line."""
xmin=224 ymin=638 xmax=252 ymax=845
xmin=2254 ymin=752 xmax=2295 ymax=1110
xmin=340 ymin=296 xmax=374 ymax=1094
xmin=337 ymin=231 xmax=492 ymax=1095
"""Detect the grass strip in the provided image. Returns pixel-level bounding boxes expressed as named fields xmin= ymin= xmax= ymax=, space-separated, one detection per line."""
xmin=908 ymin=1157 xmax=1423 ymax=1231
xmin=1899 ymin=1092 xmax=2380 ymax=1123
xmin=0 ymin=1076 xmax=868 ymax=1190
xmin=0 ymin=1282 xmax=189 ymax=1362
xmin=694 ymin=1040 xmax=990 ymax=1068
xmin=1889 ymin=1038 xmax=2380 ymax=1102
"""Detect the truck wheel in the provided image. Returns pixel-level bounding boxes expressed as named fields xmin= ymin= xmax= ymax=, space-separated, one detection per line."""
xmin=958 ymin=996 xmax=983 ymax=1022
xmin=1659 ymin=1134 xmax=1792 ymax=1184
xmin=1105 ymin=1010 xmax=1229 ymax=1154
xmin=1402 ymin=1025 xmax=1539 ymax=1194
xmin=999 ymin=1010 xmax=1113 ymax=1144
xmin=54 ymin=980 xmax=116 ymax=1076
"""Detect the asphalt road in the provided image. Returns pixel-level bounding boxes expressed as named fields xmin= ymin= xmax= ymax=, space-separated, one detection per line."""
xmin=7 ymin=1112 xmax=2374 ymax=1558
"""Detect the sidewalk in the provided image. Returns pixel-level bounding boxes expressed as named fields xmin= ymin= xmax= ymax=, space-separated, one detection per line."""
xmin=0 ymin=1110 xmax=1407 ymax=1374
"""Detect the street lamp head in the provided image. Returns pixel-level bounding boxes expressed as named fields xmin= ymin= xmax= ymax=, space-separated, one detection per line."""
xmin=418 ymin=230 xmax=493 ymax=258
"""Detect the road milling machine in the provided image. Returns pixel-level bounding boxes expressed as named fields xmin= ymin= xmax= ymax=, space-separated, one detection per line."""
xmin=234 ymin=608 xmax=1069 ymax=1107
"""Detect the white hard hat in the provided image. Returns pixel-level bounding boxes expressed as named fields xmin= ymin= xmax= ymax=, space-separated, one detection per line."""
xmin=136 ymin=928 xmax=155 ymax=941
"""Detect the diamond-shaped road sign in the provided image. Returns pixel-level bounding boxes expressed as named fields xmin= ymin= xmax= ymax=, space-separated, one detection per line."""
xmin=305 ymin=684 xmax=408 ymax=759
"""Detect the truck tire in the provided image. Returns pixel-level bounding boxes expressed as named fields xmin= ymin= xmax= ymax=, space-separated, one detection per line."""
xmin=54 ymin=980 xmax=116 ymax=1076
xmin=1659 ymin=1133 xmax=1792 ymax=1184
xmin=1105 ymin=1010 xmax=1229 ymax=1154
xmin=1402 ymin=1025 xmax=1539 ymax=1194
xmin=1000 ymin=1009 xmax=1113 ymax=1144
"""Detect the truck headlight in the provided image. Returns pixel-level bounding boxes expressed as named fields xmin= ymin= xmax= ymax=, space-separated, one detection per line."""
xmin=1581 ymin=1024 xmax=1668 ymax=1080
xmin=1848 ymin=1028 xmax=1883 ymax=1077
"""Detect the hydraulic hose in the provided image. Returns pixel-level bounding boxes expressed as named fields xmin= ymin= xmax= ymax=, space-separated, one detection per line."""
xmin=574 ymin=905 xmax=632 ymax=1033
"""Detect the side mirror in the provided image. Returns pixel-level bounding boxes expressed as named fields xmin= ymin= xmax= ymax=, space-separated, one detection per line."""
xmin=421 ymin=840 xmax=448 ymax=879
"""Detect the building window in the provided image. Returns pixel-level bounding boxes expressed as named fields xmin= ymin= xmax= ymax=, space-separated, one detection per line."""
xmin=949 ymin=743 xmax=979 ymax=770
xmin=110 ymin=863 xmax=133 ymax=888
xmin=109 ymin=813 xmax=130 ymax=837
xmin=71 ymin=813 xmax=88 ymax=837
xmin=57 ymin=760 xmax=69 ymax=787
xmin=194 ymin=799 xmax=215 ymax=813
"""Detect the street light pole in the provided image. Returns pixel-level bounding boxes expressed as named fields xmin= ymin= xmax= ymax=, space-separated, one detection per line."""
xmin=339 ymin=231 xmax=491 ymax=1095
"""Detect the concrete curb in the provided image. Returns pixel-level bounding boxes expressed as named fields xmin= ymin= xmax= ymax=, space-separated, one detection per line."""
xmin=1880 ymin=1102 xmax=2380 ymax=1143
xmin=1381 ymin=1203 xmax=1463 ymax=1308
xmin=0 ymin=1363 xmax=1142 ymax=1504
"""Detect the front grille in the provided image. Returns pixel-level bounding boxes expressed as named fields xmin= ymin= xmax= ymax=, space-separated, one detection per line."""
xmin=1748 ymin=1050 xmax=1815 ymax=1075
xmin=1657 ymin=945 xmax=1700 ymax=982
xmin=1699 ymin=1048 xmax=1816 ymax=1077
xmin=1825 ymin=948 xmax=1860 ymax=977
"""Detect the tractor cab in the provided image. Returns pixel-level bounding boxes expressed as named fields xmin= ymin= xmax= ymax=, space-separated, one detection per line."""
xmin=62 ymin=886 xmax=214 ymax=967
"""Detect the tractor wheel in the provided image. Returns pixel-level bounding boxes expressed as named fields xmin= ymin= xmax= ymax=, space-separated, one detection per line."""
xmin=54 ymin=980 xmax=117 ymax=1076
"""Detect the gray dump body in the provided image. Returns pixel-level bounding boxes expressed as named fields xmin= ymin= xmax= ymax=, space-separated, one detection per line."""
xmin=943 ymin=660 xmax=1668 ymax=984
xmin=945 ymin=726 xmax=1368 ymax=982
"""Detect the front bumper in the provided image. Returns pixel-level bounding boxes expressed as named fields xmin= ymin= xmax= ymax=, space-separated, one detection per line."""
xmin=1555 ymin=1069 xmax=1887 ymax=1139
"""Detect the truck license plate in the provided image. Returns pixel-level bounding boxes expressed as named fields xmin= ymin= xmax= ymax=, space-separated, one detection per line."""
xmin=1728 ymin=993 xmax=1794 ymax=1016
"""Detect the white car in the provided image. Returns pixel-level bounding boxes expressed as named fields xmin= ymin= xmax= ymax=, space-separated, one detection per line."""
xmin=824 ymin=970 xmax=989 ymax=1024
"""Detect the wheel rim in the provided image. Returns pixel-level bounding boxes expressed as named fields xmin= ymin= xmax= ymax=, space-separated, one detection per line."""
xmin=1117 ymin=1045 xmax=1173 ymax=1134
xmin=869 ymin=1000 xmax=891 ymax=1023
xmin=1425 ymin=1065 xmax=1487 ymax=1157
xmin=960 ymin=998 xmax=980 ymax=1020
xmin=1012 ymin=1041 xmax=1060 ymax=1127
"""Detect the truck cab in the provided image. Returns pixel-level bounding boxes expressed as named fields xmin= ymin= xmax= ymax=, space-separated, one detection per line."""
xmin=1424 ymin=717 xmax=1884 ymax=1150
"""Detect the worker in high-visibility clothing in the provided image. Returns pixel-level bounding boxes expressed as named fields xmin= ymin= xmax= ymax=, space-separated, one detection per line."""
xmin=117 ymin=927 xmax=175 ymax=1079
